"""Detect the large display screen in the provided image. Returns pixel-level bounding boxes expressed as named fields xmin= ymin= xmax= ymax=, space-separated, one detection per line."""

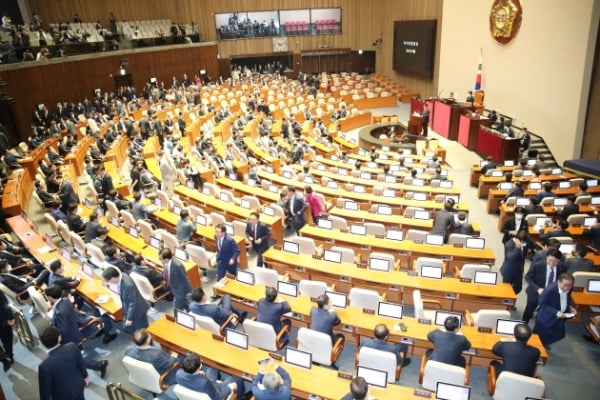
xmin=393 ymin=20 xmax=437 ymax=79
xmin=216 ymin=11 xmax=280 ymax=40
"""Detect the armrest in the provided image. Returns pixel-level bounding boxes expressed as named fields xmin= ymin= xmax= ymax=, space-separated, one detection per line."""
xmin=394 ymin=259 xmax=401 ymax=271
xmin=487 ymin=363 xmax=497 ymax=395
xmin=422 ymin=299 xmax=443 ymax=309
xmin=151 ymin=284 xmax=171 ymax=302
xmin=226 ymin=387 xmax=237 ymax=400
xmin=275 ymin=324 xmax=290 ymax=349
xmin=329 ymin=284 xmax=336 ymax=292
xmin=464 ymin=362 xmax=471 ymax=385
xmin=354 ymin=349 xmax=360 ymax=367
xmin=354 ymin=255 xmax=362 ymax=264
xmin=464 ymin=310 xmax=474 ymax=327
xmin=78 ymin=317 xmax=104 ymax=345
xmin=587 ymin=245 xmax=599 ymax=254
xmin=331 ymin=335 xmax=345 ymax=364
xmin=159 ymin=362 xmax=181 ymax=390
xmin=454 ymin=265 xmax=461 ymax=277
xmin=395 ymin=351 xmax=406 ymax=380
xmin=380 ymin=292 xmax=387 ymax=302
xmin=11 ymin=264 xmax=33 ymax=276
xmin=418 ymin=353 xmax=427 ymax=384
xmin=534 ymin=241 xmax=544 ymax=250
xmin=219 ymin=313 xmax=239 ymax=335
xmin=316 ymin=244 xmax=324 ymax=257
xmin=15 ymin=287 xmax=33 ymax=306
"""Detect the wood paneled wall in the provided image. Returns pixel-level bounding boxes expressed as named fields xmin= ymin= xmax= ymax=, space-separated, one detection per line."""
xmin=0 ymin=44 xmax=218 ymax=142
xmin=581 ymin=24 xmax=600 ymax=160
xmin=25 ymin=0 xmax=443 ymax=97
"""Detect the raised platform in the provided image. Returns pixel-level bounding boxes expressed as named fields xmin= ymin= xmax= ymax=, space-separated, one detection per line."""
xmin=564 ymin=159 xmax=600 ymax=178
xmin=358 ymin=122 xmax=421 ymax=150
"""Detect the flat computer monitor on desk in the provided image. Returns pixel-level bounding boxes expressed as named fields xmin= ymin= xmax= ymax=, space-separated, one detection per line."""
xmin=277 ymin=281 xmax=298 ymax=297
xmin=356 ymin=366 xmax=387 ymax=389
xmin=435 ymin=382 xmax=471 ymax=400
xmin=196 ymin=215 xmax=208 ymax=226
xmin=285 ymin=347 xmax=312 ymax=369
xmin=435 ymin=311 xmax=462 ymax=327
xmin=225 ymin=329 xmax=248 ymax=350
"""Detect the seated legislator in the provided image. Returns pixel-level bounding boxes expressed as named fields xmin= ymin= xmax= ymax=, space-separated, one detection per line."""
xmin=131 ymin=191 xmax=158 ymax=221
xmin=556 ymin=195 xmax=579 ymax=220
xmin=0 ymin=260 xmax=48 ymax=300
xmin=48 ymin=259 xmax=84 ymax=309
xmin=360 ymin=323 xmax=411 ymax=367
xmin=251 ymin=358 xmax=291 ymax=400
xmin=310 ymin=294 xmax=343 ymax=344
xmin=125 ymin=328 xmax=183 ymax=386
xmin=453 ymin=211 xmax=474 ymax=235
xmin=523 ymin=248 xmax=566 ymax=324
xmin=426 ymin=316 xmax=471 ymax=367
xmin=176 ymin=352 xmax=244 ymax=400
xmin=539 ymin=219 xmax=572 ymax=245
xmin=583 ymin=215 xmax=600 ymax=249
xmin=257 ymin=287 xmax=291 ymax=339
xmin=490 ymin=323 xmax=540 ymax=377
xmin=83 ymin=211 xmax=101 ymax=243
xmin=536 ymin=182 xmax=555 ymax=201
xmin=564 ymin=244 xmax=594 ymax=274
xmin=66 ymin=203 xmax=87 ymax=233
xmin=341 ymin=376 xmax=370 ymax=400
xmin=189 ymin=286 xmax=242 ymax=328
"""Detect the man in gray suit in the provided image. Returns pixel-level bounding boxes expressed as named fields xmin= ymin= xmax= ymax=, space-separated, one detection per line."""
xmin=160 ymin=248 xmax=192 ymax=312
xmin=125 ymin=329 xmax=183 ymax=386
xmin=102 ymin=266 xmax=149 ymax=335
xmin=176 ymin=209 xmax=196 ymax=244
xmin=159 ymin=151 xmax=176 ymax=196
xmin=430 ymin=199 xmax=457 ymax=243
xmin=131 ymin=191 xmax=157 ymax=222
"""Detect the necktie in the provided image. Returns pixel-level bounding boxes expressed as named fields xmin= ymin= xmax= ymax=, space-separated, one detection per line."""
xmin=218 ymin=237 xmax=223 ymax=251
xmin=164 ymin=264 xmax=170 ymax=286
xmin=547 ymin=267 xmax=554 ymax=287
xmin=254 ymin=224 xmax=257 ymax=240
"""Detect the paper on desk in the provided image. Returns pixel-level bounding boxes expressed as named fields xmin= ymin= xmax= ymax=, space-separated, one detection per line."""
xmin=590 ymin=306 xmax=600 ymax=312
xmin=96 ymin=295 xmax=109 ymax=304
xmin=38 ymin=245 xmax=53 ymax=254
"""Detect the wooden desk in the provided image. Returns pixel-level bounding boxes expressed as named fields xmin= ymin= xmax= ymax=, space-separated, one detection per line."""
xmin=175 ymin=185 xmax=284 ymax=246
xmin=338 ymin=112 xmax=372 ymax=132
xmin=2 ymin=169 xmax=30 ymax=216
xmin=64 ymin=136 xmax=94 ymax=176
xmin=476 ymin=172 xmax=576 ymax=199
xmin=20 ymin=137 xmax=58 ymax=177
xmin=475 ymin=127 xmax=520 ymax=163
xmin=148 ymin=316 xmax=419 ymax=400
xmin=7 ymin=216 xmax=122 ymax=320
xmin=470 ymin=165 xmax=515 ymax=188
xmin=458 ymin=114 xmax=492 ymax=150
xmin=151 ymin=207 xmax=248 ymax=268
xmin=213 ymin=279 xmax=546 ymax=366
xmin=299 ymin=225 xmax=494 ymax=271
xmin=432 ymin=101 xmax=474 ymax=141
xmin=264 ymin=248 xmax=515 ymax=311
xmin=497 ymin=203 xmax=594 ymax=232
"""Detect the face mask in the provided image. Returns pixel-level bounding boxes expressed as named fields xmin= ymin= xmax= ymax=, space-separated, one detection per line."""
xmin=515 ymin=213 xmax=523 ymax=219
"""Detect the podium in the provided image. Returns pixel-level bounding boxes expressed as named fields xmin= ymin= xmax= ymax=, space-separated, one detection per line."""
xmin=458 ymin=113 xmax=493 ymax=150
xmin=475 ymin=126 xmax=520 ymax=162
xmin=432 ymin=100 xmax=474 ymax=140
xmin=408 ymin=114 xmax=423 ymax=135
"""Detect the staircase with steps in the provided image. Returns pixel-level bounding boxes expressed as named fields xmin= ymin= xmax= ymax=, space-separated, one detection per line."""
xmin=526 ymin=132 xmax=559 ymax=169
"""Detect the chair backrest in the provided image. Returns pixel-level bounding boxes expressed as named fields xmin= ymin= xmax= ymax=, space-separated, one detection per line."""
xmin=406 ymin=229 xmax=428 ymax=242
xmin=122 ymin=355 xmax=162 ymax=394
xmin=120 ymin=210 xmax=137 ymax=229
xmin=540 ymin=196 xmax=555 ymax=207
xmin=299 ymin=280 xmax=328 ymax=298
xmin=566 ymin=213 xmax=588 ymax=226
xmin=447 ymin=234 xmax=471 ymax=246
xmin=291 ymin=237 xmax=316 ymax=255
xmin=413 ymin=289 xmax=425 ymax=318
xmin=525 ymin=213 xmax=546 ymax=226
xmin=185 ymin=244 xmax=213 ymax=269
xmin=349 ymin=287 xmax=380 ymax=310
xmin=232 ymin=220 xmax=246 ymax=238
xmin=137 ymin=220 xmax=154 ymax=244
xmin=203 ymin=182 xmax=218 ymax=197
xmin=493 ymin=371 xmax=545 ymax=400
xmin=173 ymin=384 xmax=211 ymax=400
xmin=44 ymin=213 xmax=60 ymax=236
xmin=69 ymin=231 xmax=87 ymax=257
xmin=459 ymin=264 xmax=491 ymax=280
xmin=404 ymin=207 xmax=424 ymax=218
xmin=172 ymin=196 xmax=186 ymax=210
xmin=190 ymin=312 xmax=221 ymax=335
xmin=156 ymin=190 xmax=171 ymax=209
xmin=161 ymin=231 xmax=178 ymax=253
xmin=57 ymin=220 xmax=72 ymax=244
xmin=573 ymin=271 xmax=600 ymax=289
xmin=364 ymin=222 xmax=385 ymax=236
xmin=85 ymin=243 xmax=105 ymax=267
xmin=243 ymin=319 xmax=277 ymax=351
xmin=369 ymin=252 xmax=395 ymax=270
xmin=416 ymin=257 xmax=443 ymax=276
xmin=504 ymin=196 xmax=517 ymax=206
xmin=254 ymin=268 xmax=279 ymax=288
xmin=575 ymin=195 xmax=591 ymax=205
xmin=240 ymin=195 xmax=261 ymax=210
xmin=27 ymin=286 xmax=53 ymax=322
xmin=297 ymin=327 xmax=332 ymax=365
xmin=328 ymin=215 xmax=348 ymax=231
xmin=358 ymin=346 xmax=397 ymax=383
xmin=209 ymin=212 xmax=226 ymax=227
xmin=130 ymin=272 xmax=156 ymax=303
xmin=422 ymin=360 xmax=466 ymax=391
xmin=105 ymin=200 xmax=120 ymax=220
xmin=330 ymin=246 xmax=355 ymax=264
xmin=473 ymin=309 xmax=511 ymax=328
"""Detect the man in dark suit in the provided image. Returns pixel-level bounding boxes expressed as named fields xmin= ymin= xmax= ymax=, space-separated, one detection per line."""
xmin=426 ymin=316 xmax=471 ymax=367
xmin=189 ymin=286 xmax=241 ymax=328
xmin=524 ymin=197 xmax=544 ymax=215
xmin=45 ymin=286 xmax=111 ymax=377
xmin=285 ymin=187 xmax=308 ymax=234
xmin=453 ymin=211 xmax=474 ymax=235
xmin=480 ymin=156 xmax=497 ymax=175
xmin=252 ymin=358 xmax=291 ymax=400
xmin=56 ymin=174 xmax=79 ymax=211
xmin=257 ymin=287 xmax=291 ymax=337
xmin=557 ymin=195 xmax=579 ymax=220
xmin=523 ymin=248 xmax=566 ymax=323
xmin=176 ymin=353 xmax=243 ymax=400
xmin=491 ymin=323 xmax=540 ymax=377
xmin=534 ymin=273 xmax=577 ymax=349
xmin=539 ymin=219 xmax=572 ymax=245
xmin=565 ymin=243 xmax=594 ymax=274
xmin=360 ymin=324 xmax=411 ymax=367
xmin=102 ymin=266 xmax=149 ymax=335
xmin=340 ymin=377 xmax=370 ymax=400
xmin=66 ymin=203 xmax=87 ymax=233
xmin=160 ymin=248 xmax=192 ymax=311
xmin=98 ymin=167 xmax=114 ymax=199
xmin=38 ymin=326 xmax=88 ymax=400
xmin=500 ymin=231 xmax=529 ymax=295
xmin=246 ymin=211 xmax=271 ymax=267
xmin=503 ymin=181 xmax=524 ymax=202
xmin=501 ymin=206 xmax=529 ymax=243
xmin=431 ymin=199 xmax=457 ymax=242
xmin=83 ymin=211 xmax=100 ymax=243
xmin=48 ymin=260 xmax=84 ymax=310
xmin=310 ymin=294 xmax=344 ymax=345
xmin=584 ymin=215 xmax=600 ymax=248
xmin=125 ymin=328 xmax=182 ymax=385
xmin=0 ymin=291 xmax=14 ymax=371
xmin=214 ymin=223 xmax=240 ymax=281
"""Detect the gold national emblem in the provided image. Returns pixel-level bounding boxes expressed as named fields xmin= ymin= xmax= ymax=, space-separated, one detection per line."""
xmin=489 ymin=0 xmax=523 ymax=45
